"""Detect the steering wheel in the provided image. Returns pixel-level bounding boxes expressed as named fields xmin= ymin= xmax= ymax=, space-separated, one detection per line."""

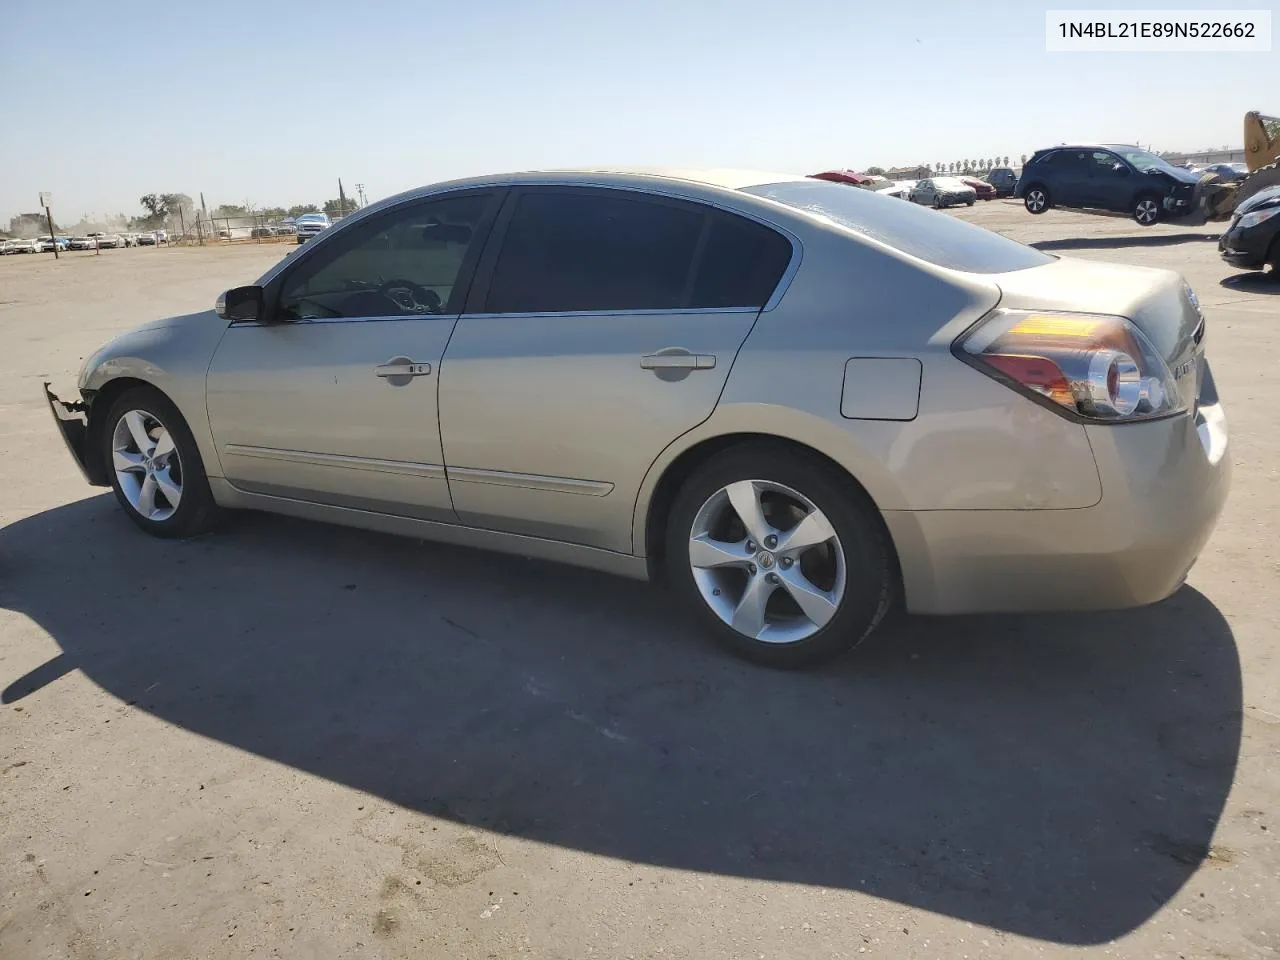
xmin=377 ymin=279 xmax=442 ymax=314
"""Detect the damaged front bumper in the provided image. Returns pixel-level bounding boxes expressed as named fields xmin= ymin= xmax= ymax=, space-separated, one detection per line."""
xmin=44 ymin=384 xmax=108 ymax=486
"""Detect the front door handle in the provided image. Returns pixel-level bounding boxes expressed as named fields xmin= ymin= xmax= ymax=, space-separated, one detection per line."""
xmin=375 ymin=359 xmax=432 ymax=378
xmin=640 ymin=353 xmax=716 ymax=371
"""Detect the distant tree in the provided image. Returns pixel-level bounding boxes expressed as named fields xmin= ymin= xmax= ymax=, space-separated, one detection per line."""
xmin=865 ymin=166 xmax=886 ymax=176
xmin=213 ymin=204 xmax=250 ymax=219
xmin=1003 ymin=155 xmax=1010 ymax=166
xmin=1020 ymin=153 xmax=1027 ymax=165
xmin=259 ymin=207 xmax=288 ymax=221
xmin=139 ymin=193 xmax=194 ymax=228
xmin=323 ymin=196 xmax=362 ymax=218
xmin=287 ymin=204 xmax=321 ymax=218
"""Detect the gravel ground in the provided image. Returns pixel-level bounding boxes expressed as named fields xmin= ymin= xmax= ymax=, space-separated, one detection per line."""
xmin=1 ymin=205 xmax=1277 ymax=959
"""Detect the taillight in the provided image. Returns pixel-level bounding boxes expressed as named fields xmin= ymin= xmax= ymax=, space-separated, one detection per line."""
xmin=955 ymin=309 xmax=1185 ymax=422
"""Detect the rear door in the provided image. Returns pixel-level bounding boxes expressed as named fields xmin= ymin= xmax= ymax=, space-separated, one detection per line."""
xmin=437 ymin=186 xmax=795 ymax=553
xmin=1050 ymin=151 xmax=1091 ymax=206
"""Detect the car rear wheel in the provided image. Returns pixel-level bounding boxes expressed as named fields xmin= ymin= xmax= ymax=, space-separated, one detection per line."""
xmin=1024 ymin=186 xmax=1050 ymax=214
xmin=102 ymin=387 xmax=221 ymax=539
xmin=1133 ymin=194 xmax=1162 ymax=226
xmin=664 ymin=444 xmax=894 ymax=668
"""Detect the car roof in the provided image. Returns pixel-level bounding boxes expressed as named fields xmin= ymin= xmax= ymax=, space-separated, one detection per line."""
xmin=381 ymin=167 xmax=808 ymax=204
xmin=1034 ymin=143 xmax=1145 ymax=154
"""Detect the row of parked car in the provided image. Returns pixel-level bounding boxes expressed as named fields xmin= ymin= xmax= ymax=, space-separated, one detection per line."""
xmin=1 ymin=230 xmax=169 ymax=254
xmin=810 ymin=167 xmax=1021 ymax=209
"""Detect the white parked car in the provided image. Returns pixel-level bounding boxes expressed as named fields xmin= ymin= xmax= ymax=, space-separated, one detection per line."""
xmin=875 ymin=183 xmax=912 ymax=201
xmin=294 ymin=213 xmax=331 ymax=244
xmin=69 ymin=236 xmax=97 ymax=251
xmin=4 ymin=238 xmax=40 ymax=254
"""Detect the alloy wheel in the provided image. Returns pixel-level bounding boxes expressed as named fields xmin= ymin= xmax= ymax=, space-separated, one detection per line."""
xmin=688 ymin=479 xmax=846 ymax=644
xmin=112 ymin=409 xmax=183 ymax=522
xmin=1027 ymin=190 xmax=1047 ymax=212
xmin=1135 ymin=198 xmax=1160 ymax=225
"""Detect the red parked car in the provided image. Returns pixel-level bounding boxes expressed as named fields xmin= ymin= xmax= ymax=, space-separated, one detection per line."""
xmin=808 ymin=170 xmax=877 ymax=188
xmin=961 ymin=177 xmax=997 ymax=200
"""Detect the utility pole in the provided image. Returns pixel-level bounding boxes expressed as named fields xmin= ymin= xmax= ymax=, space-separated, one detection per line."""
xmin=355 ymin=182 xmax=367 ymax=207
xmin=39 ymin=193 xmax=57 ymax=260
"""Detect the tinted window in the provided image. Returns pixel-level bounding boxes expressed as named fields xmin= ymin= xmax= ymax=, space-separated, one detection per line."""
xmin=278 ymin=193 xmax=493 ymax=320
xmin=743 ymin=179 xmax=1053 ymax=274
xmin=1090 ymin=151 xmax=1120 ymax=172
xmin=485 ymin=192 xmax=703 ymax=313
xmin=691 ymin=214 xmax=792 ymax=309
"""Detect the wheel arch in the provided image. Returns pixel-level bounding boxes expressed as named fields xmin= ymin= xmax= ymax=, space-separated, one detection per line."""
xmin=84 ymin=378 xmax=180 ymax=484
xmin=637 ymin=430 xmax=904 ymax=603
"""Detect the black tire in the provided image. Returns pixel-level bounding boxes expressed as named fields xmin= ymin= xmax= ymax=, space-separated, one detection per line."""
xmin=664 ymin=443 xmax=894 ymax=668
xmin=1023 ymin=185 xmax=1050 ymax=214
xmin=1132 ymin=193 xmax=1162 ymax=226
xmin=966 ymin=199 xmax=975 ymax=206
xmin=101 ymin=386 xmax=221 ymax=539
xmin=932 ymin=196 xmax=942 ymax=209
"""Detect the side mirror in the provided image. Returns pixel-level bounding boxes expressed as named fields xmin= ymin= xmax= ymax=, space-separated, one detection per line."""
xmin=215 ymin=285 xmax=265 ymax=321
xmin=1113 ymin=163 xmax=1130 ymax=176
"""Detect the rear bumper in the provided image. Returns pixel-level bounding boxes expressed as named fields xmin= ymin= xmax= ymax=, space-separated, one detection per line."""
xmin=887 ymin=393 xmax=1230 ymax=615
xmin=44 ymin=384 xmax=108 ymax=486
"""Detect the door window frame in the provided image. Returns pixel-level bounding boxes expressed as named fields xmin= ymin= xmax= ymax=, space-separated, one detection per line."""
xmin=237 ymin=187 xmax=508 ymax=327
xmin=460 ymin=185 xmax=802 ymax=319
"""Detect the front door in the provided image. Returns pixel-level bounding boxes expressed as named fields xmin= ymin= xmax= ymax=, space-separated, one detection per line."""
xmin=205 ymin=190 xmax=501 ymax=521
xmin=437 ymin=187 xmax=795 ymax=553
xmin=1084 ymin=150 xmax=1133 ymax=211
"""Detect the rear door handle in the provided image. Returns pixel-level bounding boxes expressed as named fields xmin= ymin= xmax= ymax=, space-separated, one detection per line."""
xmin=375 ymin=359 xmax=432 ymax=378
xmin=640 ymin=353 xmax=716 ymax=371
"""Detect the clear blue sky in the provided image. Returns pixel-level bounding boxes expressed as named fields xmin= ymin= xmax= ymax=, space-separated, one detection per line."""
xmin=1 ymin=0 xmax=1273 ymax=223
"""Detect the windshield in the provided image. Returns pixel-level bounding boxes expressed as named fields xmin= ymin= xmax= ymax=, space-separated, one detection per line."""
xmin=742 ymin=179 xmax=1053 ymax=274
xmin=1107 ymin=146 xmax=1175 ymax=172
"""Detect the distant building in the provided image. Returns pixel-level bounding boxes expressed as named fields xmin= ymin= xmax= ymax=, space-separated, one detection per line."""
xmin=885 ymin=165 xmax=932 ymax=179
xmin=1160 ymin=148 xmax=1245 ymax=166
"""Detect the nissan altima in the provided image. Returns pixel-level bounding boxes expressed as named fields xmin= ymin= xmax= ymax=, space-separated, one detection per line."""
xmin=45 ymin=169 xmax=1230 ymax=666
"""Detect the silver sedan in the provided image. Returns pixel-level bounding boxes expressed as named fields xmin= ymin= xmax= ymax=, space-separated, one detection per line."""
xmin=45 ymin=169 xmax=1230 ymax=666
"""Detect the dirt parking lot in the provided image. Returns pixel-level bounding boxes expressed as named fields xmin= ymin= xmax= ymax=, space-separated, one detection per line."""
xmin=2 ymin=203 xmax=1278 ymax=959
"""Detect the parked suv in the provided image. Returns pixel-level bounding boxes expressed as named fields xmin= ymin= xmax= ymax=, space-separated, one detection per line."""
xmin=1016 ymin=144 xmax=1200 ymax=226
xmin=986 ymin=167 xmax=1019 ymax=197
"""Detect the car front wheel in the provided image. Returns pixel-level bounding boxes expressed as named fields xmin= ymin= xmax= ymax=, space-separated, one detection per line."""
xmin=102 ymin=387 xmax=221 ymax=539
xmin=1024 ymin=186 xmax=1050 ymax=214
xmin=665 ymin=444 xmax=894 ymax=667
xmin=1133 ymin=194 xmax=1162 ymax=226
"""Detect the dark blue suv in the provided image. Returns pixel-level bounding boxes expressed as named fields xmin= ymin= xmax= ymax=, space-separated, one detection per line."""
xmin=1016 ymin=144 xmax=1200 ymax=226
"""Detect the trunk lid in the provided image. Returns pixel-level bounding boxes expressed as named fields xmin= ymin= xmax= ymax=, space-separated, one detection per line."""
xmin=990 ymin=257 xmax=1205 ymax=410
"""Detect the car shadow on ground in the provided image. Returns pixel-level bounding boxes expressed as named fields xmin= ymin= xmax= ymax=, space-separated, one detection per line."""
xmin=1220 ymin=271 xmax=1280 ymax=294
xmin=0 ymin=496 xmax=1242 ymax=945
xmin=1031 ymin=233 xmax=1220 ymax=251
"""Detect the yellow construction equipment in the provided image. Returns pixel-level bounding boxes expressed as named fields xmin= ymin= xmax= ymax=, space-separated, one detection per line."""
xmin=1192 ymin=110 xmax=1280 ymax=222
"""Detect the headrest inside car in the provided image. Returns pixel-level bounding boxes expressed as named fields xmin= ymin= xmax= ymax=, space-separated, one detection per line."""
xmin=422 ymin=223 xmax=472 ymax=244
